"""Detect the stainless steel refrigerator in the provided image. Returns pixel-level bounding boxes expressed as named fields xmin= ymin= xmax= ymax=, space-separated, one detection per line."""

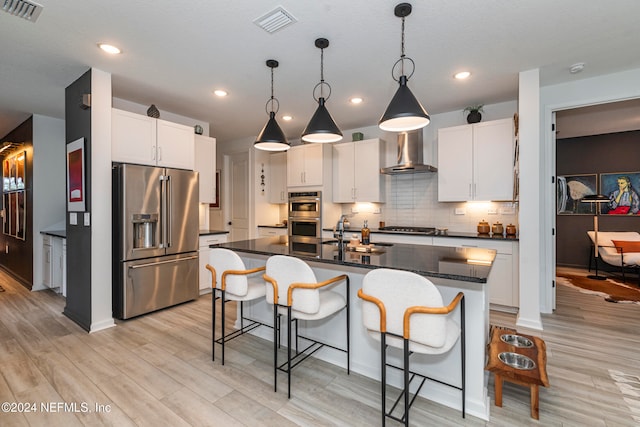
xmin=112 ymin=163 xmax=199 ymax=319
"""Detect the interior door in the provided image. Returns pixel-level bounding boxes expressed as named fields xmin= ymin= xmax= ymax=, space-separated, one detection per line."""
xmin=229 ymin=152 xmax=249 ymax=242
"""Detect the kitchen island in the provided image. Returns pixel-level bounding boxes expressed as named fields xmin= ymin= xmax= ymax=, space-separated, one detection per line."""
xmin=212 ymin=237 xmax=496 ymax=420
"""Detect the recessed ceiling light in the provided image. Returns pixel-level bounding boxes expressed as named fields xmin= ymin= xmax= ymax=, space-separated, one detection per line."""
xmin=350 ymin=97 xmax=363 ymax=104
xmin=213 ymin=89 xmax=228 ymax=97
xmin=569 ymin=62 xmax=585 ymax=74
xmin=454 ymin=71 xmax=471 ymax=80
xmin=282 ymin=115 xmax=293 ymax=121
xmin=98 ymin=43 xmax=121 ymax=54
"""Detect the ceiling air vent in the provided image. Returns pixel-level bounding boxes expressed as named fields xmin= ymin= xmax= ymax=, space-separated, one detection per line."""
xmin=2 ymin=0 xmax=43 ymax=22
xmin=253 ymin=6 xmax=296 ymax=34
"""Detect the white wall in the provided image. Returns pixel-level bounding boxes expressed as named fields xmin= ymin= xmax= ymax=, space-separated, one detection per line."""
xmin=31 ymin=115 xmax=65 ymax=291
xmin=90 ymin=68 xmax=115 ymax=332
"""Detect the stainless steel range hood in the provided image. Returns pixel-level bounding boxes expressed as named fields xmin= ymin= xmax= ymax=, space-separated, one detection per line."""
xmin=380 ymin=130 xmax=437 ymax=175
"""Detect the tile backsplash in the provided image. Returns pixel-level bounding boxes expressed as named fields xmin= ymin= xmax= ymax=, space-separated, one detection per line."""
xmin=341 ymin=173 xmax=518 ymax=232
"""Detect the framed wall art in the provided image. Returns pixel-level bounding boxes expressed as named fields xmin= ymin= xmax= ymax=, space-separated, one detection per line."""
xmin=66 ymin=137 xmax=86 ymax=212
xmin=557 ymin=174 xmax=597 ymax=215
xmin=600 ymin=172 xmax=640 ymax=215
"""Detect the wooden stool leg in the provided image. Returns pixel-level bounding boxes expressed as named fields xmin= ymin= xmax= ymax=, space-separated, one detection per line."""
xmin=530 ymin=384 xmax=539 ymax=420
xmin=494 ymin=374 xmax=503 ymax=407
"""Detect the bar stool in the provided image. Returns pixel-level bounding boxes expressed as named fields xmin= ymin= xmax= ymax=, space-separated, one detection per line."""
xmin=358 ymin=268 xmax=465 ymax=426
xmin=263 ymin=255 xmax=350 ymax=398
xmin=206 ymin=248 xmax=267 ymax=365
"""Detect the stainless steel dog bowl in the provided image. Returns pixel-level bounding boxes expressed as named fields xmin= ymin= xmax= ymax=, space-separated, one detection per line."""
xmin=498 ymin=352 xmax=536 ymax=370
xmin=500 ymin=334 xmax=534 ymax=348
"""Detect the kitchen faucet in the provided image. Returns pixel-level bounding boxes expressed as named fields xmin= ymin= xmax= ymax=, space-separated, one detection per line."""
xmin=333 ymin=215 xmax=350 ymax=244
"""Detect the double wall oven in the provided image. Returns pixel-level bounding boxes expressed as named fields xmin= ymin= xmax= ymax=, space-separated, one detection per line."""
xmin=288 ymin=191 xmax=322 ymax=256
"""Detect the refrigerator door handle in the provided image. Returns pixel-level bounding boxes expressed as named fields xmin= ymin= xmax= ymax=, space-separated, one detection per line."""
xmin=128 ymin=255 xmax=199 ymax=271
xmin=159 ymin=175 xmax=167 ymax=248
xmin=166 ymin=175 xmax=172 ymax=248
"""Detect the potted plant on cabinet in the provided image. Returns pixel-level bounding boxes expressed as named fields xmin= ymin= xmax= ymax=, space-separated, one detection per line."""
xmin=463 ymin=104 xmax=484 ymax=124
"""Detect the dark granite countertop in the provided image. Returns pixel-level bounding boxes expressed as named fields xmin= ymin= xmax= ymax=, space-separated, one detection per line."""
xmin=214 ymin=237 xmax=496 ymax=284
xmin=323 ymin=227 xmax=518 ymax=241
xmin=199 ymin=229 xmax=230 ymax=236
xmin=41 ymin=230 xmax=66 ymax=238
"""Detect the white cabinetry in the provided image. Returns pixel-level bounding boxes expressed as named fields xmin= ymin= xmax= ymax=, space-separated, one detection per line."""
xmin=333 ymin=138 xmax=385 ymax=203
xmin=112 ymin=108 xmax=195 ymax=170
xmin=42 ymin=234 xmax=65 ymax=295
xmin=437 ymin=118 xmax=514 ymax=201
xmin=258 ymin=227 xmax=287 ymax=237
xmin=198 ymin=234 xmax=229 ymax=292
xmin=268 ymin=152 xmax=287 ymax=203
xmin=433 ymin=236 xmax=519 ymax=309
xmin=195 ymin=135 xmax=217 ymax=203
xmin=287 ymin=144 xmax=325 ymax=187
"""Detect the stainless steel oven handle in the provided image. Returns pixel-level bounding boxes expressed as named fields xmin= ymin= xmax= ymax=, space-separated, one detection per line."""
xmin=129 ymin=255 xmax=198 ymax=270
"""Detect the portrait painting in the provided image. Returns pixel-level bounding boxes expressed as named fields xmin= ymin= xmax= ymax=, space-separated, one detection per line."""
xmin=600 ymin=172 xmax=640 ymax=215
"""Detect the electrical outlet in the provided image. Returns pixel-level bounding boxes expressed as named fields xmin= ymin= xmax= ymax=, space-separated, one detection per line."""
xmin=5 ymin=243 xmax=8 ymax=254
xmin=70 ymin=212 xmax=77 ymax=225
xmin=84 ymin=212 xmax=91 ymax=226
xmin=500 ymin=206 xmax=516 ymax=214
xmin=373 ymin=207 xmax=381 ymax=214
xmin=488 ymin=208 xmax=498 ymax=215
xmin=455 ymin=208 xmax=466 ymax=215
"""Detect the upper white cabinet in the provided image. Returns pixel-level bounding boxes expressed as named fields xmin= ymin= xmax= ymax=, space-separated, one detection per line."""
xmin=437 ymin=118 xmax=514 ymax=201
xmin=268 ymin=152 xmax=287 ymax=204
xmin=287 ymin=143 xmax=325 ymax=187
xmin=195 ymin=135 xmax=216 ymax=204
xmin=112 ymin=108 xmax=195 ymax=170
xmin=333 ymin=138 xmax=385 ymax=203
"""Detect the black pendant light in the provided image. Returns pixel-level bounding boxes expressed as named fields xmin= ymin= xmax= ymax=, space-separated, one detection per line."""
xmin=301 ymin=38 xmax=343 ymax=143
xmin=255 ymin=59 xmax=290 ymax=151
xmin=379 ymin=3 xmax=430 ymax=132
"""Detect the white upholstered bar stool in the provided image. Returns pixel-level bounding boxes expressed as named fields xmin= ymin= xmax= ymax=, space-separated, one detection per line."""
xmin=358 ymin=268 xmax=465 ymax=426
xmin=206 ymin=248 xmax=267 ymax=365
xmin=263 ymin=255 xmax=350 ymax=398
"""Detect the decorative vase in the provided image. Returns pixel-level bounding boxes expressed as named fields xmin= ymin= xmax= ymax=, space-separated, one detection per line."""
xmin=467 ymin=111 xmax=482 ymax=124
xmin=147 ymin=104 xmax=160 ymax=118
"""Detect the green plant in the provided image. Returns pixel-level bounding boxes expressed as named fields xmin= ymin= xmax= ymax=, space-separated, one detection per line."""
xmin=463 ymin=104 xmax=484 ymax=113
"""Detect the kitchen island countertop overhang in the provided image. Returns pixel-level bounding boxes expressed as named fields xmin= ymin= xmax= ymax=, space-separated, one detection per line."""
xmin=209 ymin=237 xmax=495 ymax=420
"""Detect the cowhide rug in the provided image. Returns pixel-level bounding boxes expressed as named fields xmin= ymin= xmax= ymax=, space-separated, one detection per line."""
xmin=556 ymin=273 xmax=640 ymax=304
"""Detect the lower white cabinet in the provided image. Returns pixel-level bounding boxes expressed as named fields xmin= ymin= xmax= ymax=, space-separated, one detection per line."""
xmin=198 ymin=234 xmax=229 ymax=292
xmin=42 ymin=235 xmax=65 ymax=295
xmin=433 ymin=237 xmax=519 ymax=309
xmin=258 ymin=227 xmax=287 ymax=237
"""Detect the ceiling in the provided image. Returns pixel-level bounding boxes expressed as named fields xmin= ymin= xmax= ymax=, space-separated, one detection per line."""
xmin=1 ymin=0 xmax=640 ymax=142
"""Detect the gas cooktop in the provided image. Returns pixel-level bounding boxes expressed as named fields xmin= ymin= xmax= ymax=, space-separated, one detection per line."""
xmin=378 ymin=226 xmax=436 ymax=234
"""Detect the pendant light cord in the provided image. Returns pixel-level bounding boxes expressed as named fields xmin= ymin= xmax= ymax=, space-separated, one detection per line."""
xmin=400 ymin=16 xmax=406 ymax=76
xmin=320 ymin=47 xmax=325 ymax=98
xmin=270 ymin=66 xmax=275 ymax=112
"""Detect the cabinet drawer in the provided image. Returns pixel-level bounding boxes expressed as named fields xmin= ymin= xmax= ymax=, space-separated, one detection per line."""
xmin=258 ymin=227 xmax=287 ymax=237
xmin=199 ymin=235 xmax=228 ymax=248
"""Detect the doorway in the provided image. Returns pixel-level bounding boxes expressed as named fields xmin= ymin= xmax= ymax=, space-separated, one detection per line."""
xmin=553 ymin=98 xmax=640 ymax=308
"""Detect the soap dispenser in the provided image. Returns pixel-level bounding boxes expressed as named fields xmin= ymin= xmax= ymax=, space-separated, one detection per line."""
xmin=361 ymin=220 xmax=371 ymax=245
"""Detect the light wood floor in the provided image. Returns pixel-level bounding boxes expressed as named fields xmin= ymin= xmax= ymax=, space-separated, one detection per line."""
xmin=1 ymin=268 xmax=639 ymax=426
